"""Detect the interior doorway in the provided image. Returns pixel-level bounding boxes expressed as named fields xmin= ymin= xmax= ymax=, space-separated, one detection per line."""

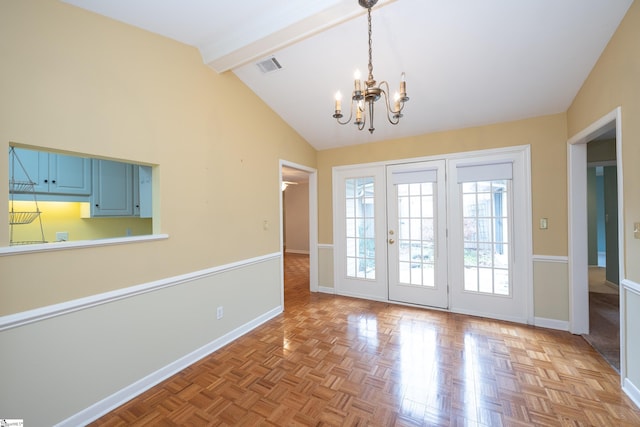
xmin=584 ymin=138 xmax=620 ymax=371
xmin=280 ymin=161 xmax=317 ymax=308
xmin=567 ymin=107 xmax=624 ymax=375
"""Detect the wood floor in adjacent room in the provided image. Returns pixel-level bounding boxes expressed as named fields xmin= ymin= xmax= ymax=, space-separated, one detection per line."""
xmin=583 ymin=266 xmax=620 ymax=372
xmin=91 ymin=254 xmax=640 ymax=426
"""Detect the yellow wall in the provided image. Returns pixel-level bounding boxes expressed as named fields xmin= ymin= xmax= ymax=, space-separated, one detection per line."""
xmin=9 ymin=201 xmax=152 ymax=243
xmin=0 ymin=0 xmax=316 ymax=315
xmin=567 ymin=0 xmax=640 ymax=282
xmin=566 ymin=0 xmax=640 ymax=387
xmin=317 ymin=113 xmax=569 ymax=257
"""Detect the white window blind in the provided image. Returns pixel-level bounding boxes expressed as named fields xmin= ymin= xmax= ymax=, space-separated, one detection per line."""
xmin=456 ymin=162 xmax=513 ymax=183
xmin=391 ymin=169 xmax=437 ymax=185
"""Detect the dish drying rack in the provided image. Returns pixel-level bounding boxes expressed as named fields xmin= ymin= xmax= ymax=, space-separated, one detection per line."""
xmin=9 ymin=147 xmax=46 ymax=245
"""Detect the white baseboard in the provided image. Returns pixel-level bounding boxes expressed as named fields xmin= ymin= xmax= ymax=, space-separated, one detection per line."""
xmin=534 ymin=317 xmax=570 ymax=331
xmin=285 ymin=249 xmax=310 ymax=255
xmin=451 ymin=307 xmax=527 ymax=325
xmin=624 ymin=377 xmax=640 ymax=410
xmin=56 ymin=306 xmax=283 ymax=427
xmin=318 ymin=286 xmax=335 ymax=294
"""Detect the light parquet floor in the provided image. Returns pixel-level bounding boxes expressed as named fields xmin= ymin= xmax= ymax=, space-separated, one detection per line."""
xmin=91 ymin=254 xmax=640 ymax=426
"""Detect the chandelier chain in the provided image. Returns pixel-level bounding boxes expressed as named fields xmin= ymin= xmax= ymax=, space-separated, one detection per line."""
xmin=367 ymin=7 xmax=373 ymax=82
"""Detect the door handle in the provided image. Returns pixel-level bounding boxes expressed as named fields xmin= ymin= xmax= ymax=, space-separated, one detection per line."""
xmin=388 ymin=239 xmax=395 ymax=244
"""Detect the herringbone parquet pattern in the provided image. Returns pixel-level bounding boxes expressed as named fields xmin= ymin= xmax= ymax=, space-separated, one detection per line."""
xmin=91 ymin=254 xmax=640 ymax=426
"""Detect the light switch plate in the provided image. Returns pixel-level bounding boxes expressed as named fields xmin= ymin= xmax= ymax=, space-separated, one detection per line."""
xmin=634 ymin=222 xmax=640 ymax=239
xmin=539 ymin=218 xmax=548 ymax=230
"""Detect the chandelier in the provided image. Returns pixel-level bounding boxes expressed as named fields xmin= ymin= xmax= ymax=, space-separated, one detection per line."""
xmin=332 ymin=0 xmax=409 ymax=134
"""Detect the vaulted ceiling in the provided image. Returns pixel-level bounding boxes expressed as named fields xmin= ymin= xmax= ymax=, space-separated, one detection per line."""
xmin=62 ymin=0 xmax=633 ymax=150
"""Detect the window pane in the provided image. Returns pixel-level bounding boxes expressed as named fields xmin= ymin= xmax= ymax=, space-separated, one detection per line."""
xmin=345 ymin=176 xmax=376 ymax=280
xmin=410 ymin=219 xmax=421 ymax=240
xmin=462 ymin=182 xmax=476 ymax=193
xmin=399 ymin=241 xmax=411 ymax=262
xmin=494 ymin=269 xmax=510 ymax=295
xmin=346 ymin=219 xmax=356 ymax=238
xmin=393 ymin=179 xmax=437 ymax=288
xmin=478 ymin=268 xmax=493 ymax=293
xmin=422 ymin=219 xmax=434 ymax=241
xmin=347 ymin=257 xmax=356 ymax=277
xmin=460 ymin=179 xmax=511 ymax=296
xmin=422 ymin=195 xmax=434 ymax=217
xmin=464 ymin=244 xmax=478 ymax=267
xmin=464 ymin=267 xmax=478 ymax=291
xmin=346 ymin=237 xmax=356 ymax=257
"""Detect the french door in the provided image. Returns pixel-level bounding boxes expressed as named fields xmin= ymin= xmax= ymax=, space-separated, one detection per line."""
xmin=387 ymin=161 xmax=448 ymax=308
xmin=333 ymin=148 xmax=531 ymax=323
xmin=447 ymin=154 xmax=530 ymax=322
xmin=333 ymin=165 xmax=388 ymax=301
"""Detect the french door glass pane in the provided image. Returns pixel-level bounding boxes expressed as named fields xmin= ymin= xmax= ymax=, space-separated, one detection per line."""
xmin=396 ymin=182 xmax=436 ymax=287
xmin=345 ymin=177 xmax=376 ymax=280
xmin=462 ymin=180 xmax=511 ymax=295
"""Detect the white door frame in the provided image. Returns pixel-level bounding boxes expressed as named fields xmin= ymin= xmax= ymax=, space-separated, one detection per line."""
xmin=279 ymin=160 xmax=318 ymax=307
xmin=386 ymin=160 xmax=448 ymax=308
xmin=447 ymin=147 xmax=533 ymax=324
xmin=332 ymin=164 xmax=389 ymax=301
xmin=567 ymin=109 xmax=624 ymax=363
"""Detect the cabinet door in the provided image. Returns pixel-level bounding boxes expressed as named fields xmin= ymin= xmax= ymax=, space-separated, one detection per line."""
xmin=138 ymin=165 xmax=152 ymax=218
xmin=91 ymin=159 xmax=133 ymax=216
xmin=49 ymin=154 xmax=91 ymax=195
xmin=9 ymin=148 xmax=48 ymax=193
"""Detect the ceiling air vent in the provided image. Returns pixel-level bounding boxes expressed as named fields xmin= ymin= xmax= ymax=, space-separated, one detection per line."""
xmin=256 ymin=57 xmax=282 ymax=74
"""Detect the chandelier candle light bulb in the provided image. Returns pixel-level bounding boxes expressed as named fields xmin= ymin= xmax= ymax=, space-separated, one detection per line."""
xmin=354 ymin=69 xmax=362 ymax=92
xmin=332 ymin=0 xmax=409 ymax=134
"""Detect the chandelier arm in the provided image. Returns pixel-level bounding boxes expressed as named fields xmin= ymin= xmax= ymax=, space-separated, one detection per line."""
xmin=358 ymin=114 xmax=366 ymax=131
xmin=379 ymin=82 xmax=401 ymax=125
xmin=335 ymin=100 xmax=355 ymax=125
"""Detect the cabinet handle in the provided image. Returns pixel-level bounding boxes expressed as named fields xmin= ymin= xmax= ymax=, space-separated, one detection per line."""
xmin=95 ymin=204 xmax=99 ymax=207
xmin=52 ymin=180 xmax=56 ymax=184
xmin=44 ymin=179 xmax=48 ymax=183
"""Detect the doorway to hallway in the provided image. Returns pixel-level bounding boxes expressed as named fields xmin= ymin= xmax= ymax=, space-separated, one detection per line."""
xmin=583 ymin=133 xmax=620 ymax=371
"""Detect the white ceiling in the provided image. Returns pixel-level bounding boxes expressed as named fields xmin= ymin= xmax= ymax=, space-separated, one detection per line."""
xmin=62 ymin=0 xmax=633 ymax=151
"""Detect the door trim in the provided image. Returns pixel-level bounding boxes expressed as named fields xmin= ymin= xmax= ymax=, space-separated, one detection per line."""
xmin=446 ymin=146 xmax=533 ymax=324
xmin=567 ymin=107 xmax=625 ymax=377
xmin=332 ymin=164 xmax=389 ymax=301
xmin=386 ymin=160 xmax=448 ymax=309
xmin=279 ymin=160 xmax=318 ymax=304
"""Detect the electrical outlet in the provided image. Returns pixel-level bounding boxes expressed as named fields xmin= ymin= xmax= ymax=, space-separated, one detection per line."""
xmin=216 ymin=306 xmax=224 ymax=320
xmin=56 ymin=231 xmax=69 ymax=242
xmin=539 ymin=218 xmax=548 ymax=230
xmin=634 ymin=222 xmax=640 ymax=239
